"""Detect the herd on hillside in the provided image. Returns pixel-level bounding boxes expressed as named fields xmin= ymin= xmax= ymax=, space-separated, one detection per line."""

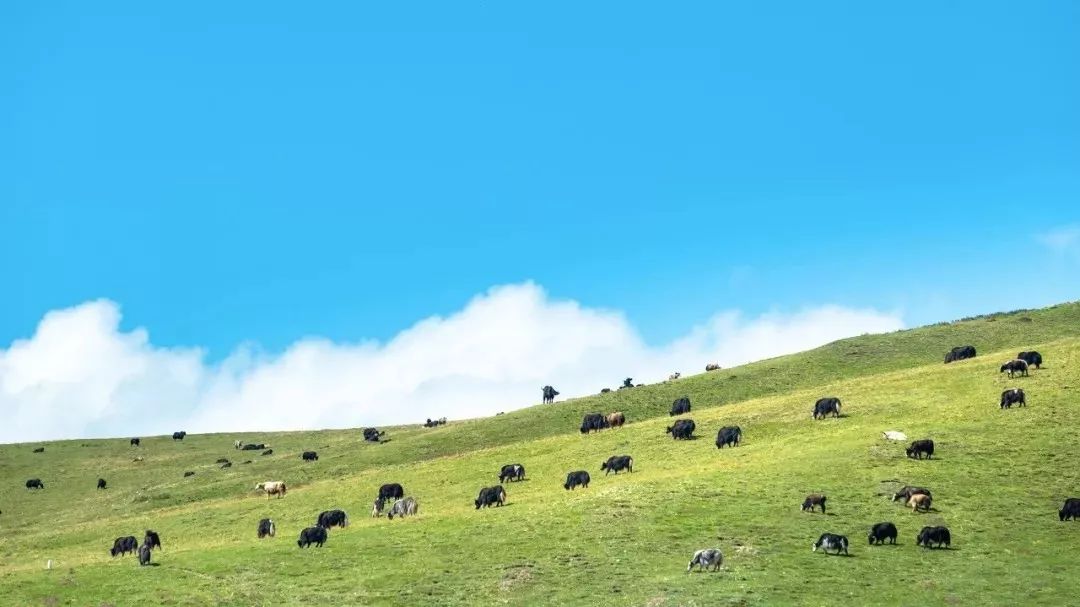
xmin=15 ymin=348 xmax=1077 ymax=573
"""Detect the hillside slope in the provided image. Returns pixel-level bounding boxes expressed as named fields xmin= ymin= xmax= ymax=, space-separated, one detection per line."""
xmin=1 ymin=303 xmax=1079 ymax=606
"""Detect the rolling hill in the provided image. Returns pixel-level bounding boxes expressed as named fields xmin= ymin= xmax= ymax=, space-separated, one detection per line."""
xmin=2 ymin=302 xmax=1079 ymax=606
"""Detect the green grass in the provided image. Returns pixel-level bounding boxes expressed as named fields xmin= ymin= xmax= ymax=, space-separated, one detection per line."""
xmin=2 ymin=302 xmax=1080 ymax=606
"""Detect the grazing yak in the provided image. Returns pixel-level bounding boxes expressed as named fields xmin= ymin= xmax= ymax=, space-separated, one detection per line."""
xmin=1001 ymin=388 xmax=1026 ymax=409
xmin=475 ymin=485 xmax=507 ymax=509
xmin=670 ymin=397 xmax=691 ymax=416
xmin=1000 ymin=359 xmax=1029 ymax=378
xmin=881 ymin=431 xmax=907 ymax=441
xmin=130 ymin=438 xmax=140 ymax=446
xmin=669 ymin=372 xmax=681 ymax=381
xmin=317 ymin=509 xmax=349 ymax=529
xmin=541 ymin=385 xmax=560 ymax=404
xmin=183 ymin=471 xmax=195 ymax=477
xmin=110 ymin=536 xmax=138 ymax=557
xmin=892 ymin=486 xmax=931 ymax=503
xmin=172 ymin=431 xmax=186 ymax=440
xmin=32 ymin=447 xmax=44 ymax=453
xmin=944 ymin=345 xmax=976 ymax=363
xmin=812 ymin=533 xmax=849 ymax=555
xmin=257 ymin=518 xmax=276 ymax=538
xmin=378 ymin=483 xmax=405 ymax=503
xmin=25 ymin=478 xmax=44 ymax=490
xmin=580 ymin=412 xmax=608 ymax=434
xmin=387 ymin=497 xmax=419 ymax=520
xmin=601 ymin=455 xmax=634 ymax=475
xmin=499 ymin=464 xmax=526 ymax=484
xmin=801 ymin=494 xmax=827 ymax=513
xmin=686 ymin=548 xmax=723 ymax=572
xmin=138 ymin=541 xmax=152 ymax=566
xmin=564 ymin=470 xmax=590 ymax=490
xmin=144 ymin=530 xmax=162 ymax=551
xmin=363 ymin=427 xmax=385 ymax=442
xmin=666 ymin=419 xmax=696 ymax=440
xmin=1017 ymin=351 xmax=1043 ymax=369
xmin=423 ymin=417 xmax=448 ymax=428
xmin=868 ymin=522 xmax=898 ymax=545
xmin=705 ymin=363 xmax=721 ymax=372
xmin=908 ymin=493 xmax=932 ymax=513
xmin=813 ymin=397 xmax=841 ymax=420
xmin=371 ymin=499 xmax=385 ymax=518
xmin=916 ymin=526 xmax=951 ymax=549
xmin=301 ymin=451 xmax=319 ymax=461
xmin=256 ymin=481 xmax=287 ymax=498
xmin=906 ymin=440 xmax=935 ymax=460
xmin=716 ymin=426 xmax=742 ymax=449
xmin=97 ymin=478 xmax=107 ymax=490
xmin=606 ymin=411 xmax=626 ymax=428
xmin=297 ymin=526 xmax=327 ymax=548
xmin=1059 ymin=498 xmax=1080 ymax=521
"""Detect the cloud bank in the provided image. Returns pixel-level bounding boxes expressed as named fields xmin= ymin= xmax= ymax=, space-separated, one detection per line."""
xmin=0 ymin=283 xmax=904 ymax=443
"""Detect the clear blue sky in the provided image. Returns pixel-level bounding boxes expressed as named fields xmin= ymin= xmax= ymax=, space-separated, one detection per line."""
xmin=2 ymin=1 xmax=1078 ymax=358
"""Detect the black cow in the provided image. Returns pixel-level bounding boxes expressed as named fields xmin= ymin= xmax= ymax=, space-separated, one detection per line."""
xmin=183 ymin=471 xmax=195 ymax=477
xmin=302 ymin=451 xmax=319 ymax=461
xmin=32 ymin=447 xmax=44 ymax=453
xmin=241 ymin=443 xmax=266 ymax=451
xmin=916 ymin=526 xmax=951 ymax=549
xmin=620 ymin=377 xmax=634 ymax=390
xmin=138 ymin=542 xmax=152 ymax=566
xmin=363 ymin=427 xmax=385 ymax=442
xmin=499 ymin=464 xmax=526 ymax=483
xmin=377 ymin=483 xmax=404 ymax=502
xmin=25 ymin=478 xmax=44 ymax=490
xmin=601 ymin=455 xmax=633 ymax=475
xmin=564 ymin=470 xmax=590 ymax=490
xmin=1000 ymin=388 xmax=1026 ymax=409
xmin=97 ymin=478 xmax=107 ymax=490
xmin=130 ymin=438 xmax=140 ymax=446
xmin=716 ymin=426 xmax=742 ymax=449
xmin=1059 ymin=498 xmax=1080 ymax=521
xmin=868 ymin=522 xmax=898 ymax=545
xmin=317 ymin=509 xmax=349 ymax=529
xmin=542 ymin=385 xmax=560 ymax=404
xmin=1000 ymin=359 xmax=1029 ymax=378
xmin=580 ymin=412 xmax=607 ymax=434
xmin=892 ymin=486 xmax=931 ymax=502
xmin=1017 ymin=351 xmax=1043 ymax=369
xmin=801 ymin=494 xmax=827 ymax=513
xmin=172 ymin=431 xmax=186 ymax=440
xmin=666 ymin=419 xmax=696 ymax=440
xmin=144 ymin=530 xmax=162 ymax=551
xmin=110 ymin=535 xmax=138 ymax=557
xmin=813 ymin=397 xmax=841 ymax=419
xmin=475 ymin=485 xmax=506 ymax=509
xmin=297 ymin=526 xmax=328 ymax=548
xmin=944 ymin=345 xmax=976 ymax=363
xmin=670 ymin=397 xmax=691 ymax=416
xmin=257 ymin=518 xmax=276 ymax=538
xmin=812 ymin=533 xmax=849 ymax=555
xmin=906 ymin=440 xmax=934 ymax=460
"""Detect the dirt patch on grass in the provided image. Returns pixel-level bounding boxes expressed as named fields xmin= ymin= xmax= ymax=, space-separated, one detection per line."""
xmin=498 ymin=565 xmax=534 ymax=592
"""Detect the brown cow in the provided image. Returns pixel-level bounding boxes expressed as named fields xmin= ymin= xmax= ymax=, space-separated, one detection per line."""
xmin=606 ymin=412 xmax=625 ymax=428
xmin=801 ymin=494 xmax=827 ymax=513
xmin=908 ymin=493 xmax=932 ymax=513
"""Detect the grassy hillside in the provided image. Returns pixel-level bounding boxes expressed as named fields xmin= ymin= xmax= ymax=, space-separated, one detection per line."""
xmin=1 ymin=303 xmax=1079 ymax=606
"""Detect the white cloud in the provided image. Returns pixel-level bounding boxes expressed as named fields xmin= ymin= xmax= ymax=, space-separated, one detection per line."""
xmin=0 ymin=283 xmax=904 ymax=443
xmin=1037 ymin=225 xmax=1080 ymax=256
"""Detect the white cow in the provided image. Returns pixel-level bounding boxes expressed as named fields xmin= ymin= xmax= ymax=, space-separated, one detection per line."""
xmin=882 ymin=431 xmax=908 ymax=441
xmin=255 ymin=481 xmax=287 ymax=498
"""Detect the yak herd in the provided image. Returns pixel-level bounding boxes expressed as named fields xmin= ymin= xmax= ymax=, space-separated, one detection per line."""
xmin=13 ymin=345 xmax=1074 ymax=575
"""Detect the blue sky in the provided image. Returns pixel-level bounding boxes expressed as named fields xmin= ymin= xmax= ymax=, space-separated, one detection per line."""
xmin=2 ymin=1 xmax=1078 ymax=363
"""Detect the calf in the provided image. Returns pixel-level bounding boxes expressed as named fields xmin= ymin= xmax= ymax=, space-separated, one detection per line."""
xmin=1000 ymin=388 xmax=1026 ymax=409
xmin=317 ymin=509 xmax=349 ymax=529
xmin=1017 ymin=351 xmax=1042 ymax=369
xmin=813 ymin=397 xmax=841 ymax=419
xmin=138 ymin=541 xmax=152 ymax=566
xmin=110 ymin=536 xmax=138 ymax=557
xmin=601 ymin=455 xmax=634 ymax=475
xmin=97 ymin=478 xmax=107 ymax=490
xmin=1000 ymin=359 xmax=1029 ymax=378
xmin=234 ymin=440 xmax=242 ymax=449
xmin=716 ymin=426 xmax=742 ymax=449
xmin=297 ymin=526 xmax=328 ymax=548
xmin=172 ymin=431 xmax=186 ymax=440
xmin=908 ymin=493 xmax=932 ymax=513
xmin=377 ymin=483 xmax=404 ymax=503
xmin=387 ymin=497 xmax=419 ymax=520
xmin=606 ymin=411 xmax=626 ymax=428
xmin=1059 ymin=498 xmax=1080 ymax=521
xmin=371 ymin=499 xmax=385 ymax=518
xmin=666 ymin=419 xmax=696 ymax=440
xmin=580 ymin=412 xmax=607 ymax=434
xmin=564 ymin=470 xmax=590 ymax=490
xmin=906 ymin=439 xmax=934 ymax=460
xmin=130 ymin=438 xmax=140 ymax=446
xmin=262 ymin=449 xmax=274 ymax=456
xmin=670 ymin=397 xmax=692 ymax=416
xmin=686 ymin=548 xmax=723 ymax=572
xmin=812 ymin=533 xmax=849 ymax=555
xmin=892 ymin=486 xmax=932 ymax=502
xmin=801 ymin=494 xmax=827 ymax=513
xmin=499 ymin=464 xmax=526 ymax=483
xmin=916 ymin=526 xmax=951 ymax=549
xmin=25 ymin=478 xmax=44 ymax=490
xmin=475 ymin=485 xmax=507 ymax=509
xmin=144 ymin=530 xmax=162 ymax=551
xmin=257 ymin=518 xmax=276 ymax=538
xmin=868 ymin=522 xmax=897 ymax=545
